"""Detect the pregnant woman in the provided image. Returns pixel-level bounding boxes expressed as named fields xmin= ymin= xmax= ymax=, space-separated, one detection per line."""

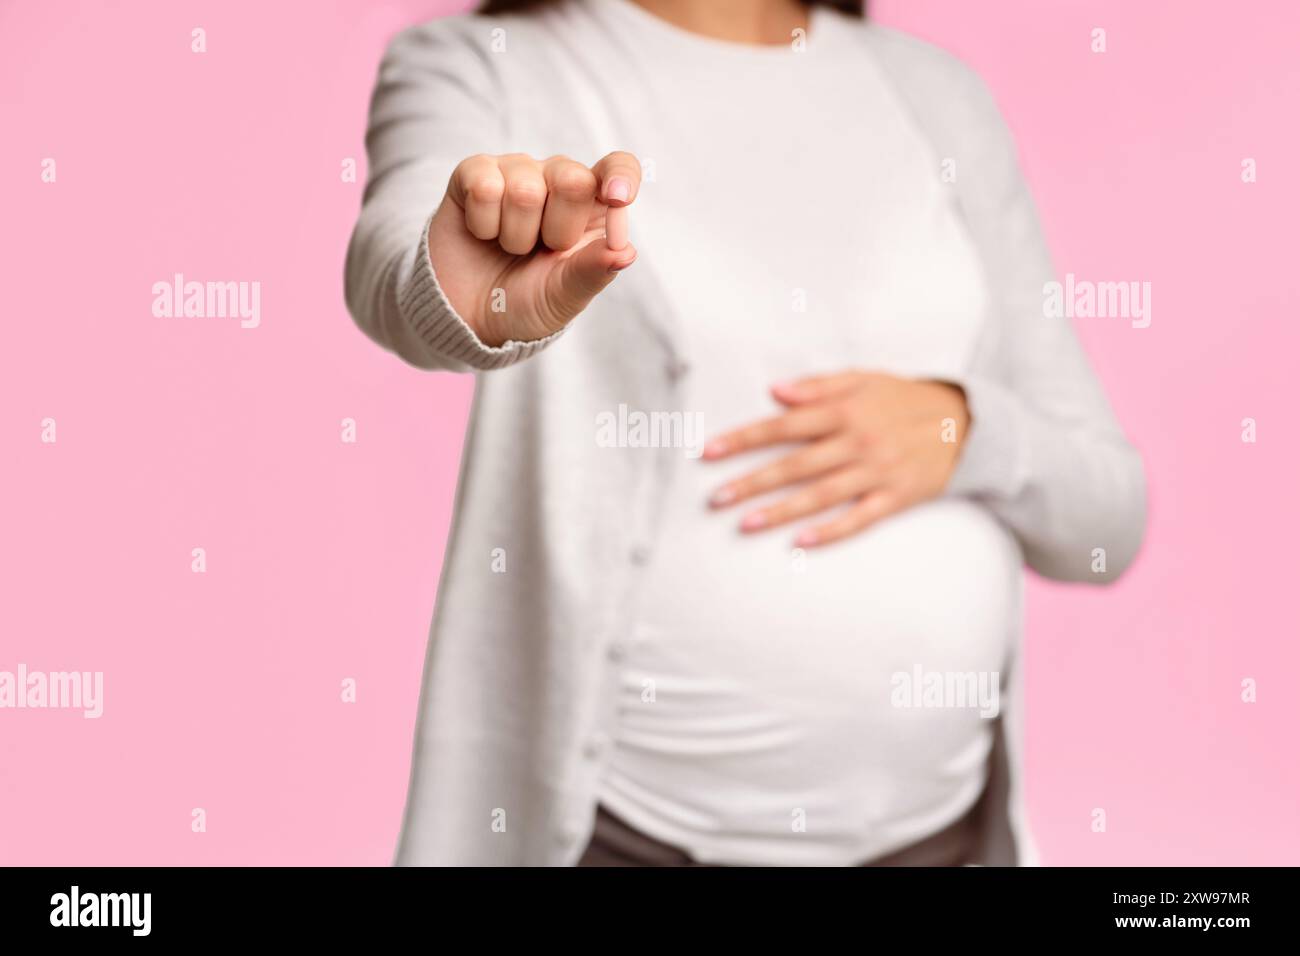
xmin=345 ymin=0 xmax=1146 ymax=866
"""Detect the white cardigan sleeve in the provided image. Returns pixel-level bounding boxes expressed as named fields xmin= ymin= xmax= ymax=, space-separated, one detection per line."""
xmin=344 ymin=20 xmax=565 ymax=372
xmin=941 ymin=75 xmax=1147 ymax=584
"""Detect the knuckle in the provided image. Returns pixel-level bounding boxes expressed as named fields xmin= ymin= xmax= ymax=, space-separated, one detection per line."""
xmin=791 ymin=451 xmax=822 ymax=480
xmin=838 ymin=399 xmax=866 ymax=424
xmin=467 ymin=176 xmax=504 ymax=205
xmin=825 ymin=479 xmax=851 ymax=505
xmin=867 ymin=494 xmax=895 ymax=518
xmin=467 ymin=218 xmax=496 ymax=240
xmin=506 ymin=179 xmax=547 ymax=209
xmin=851 ymin=463 xmax=877 ymax=487
xmin=612 ymin=151 xmax=642 ymax=173
xmin=499 ymin=235 xmax=534 ymax=255
xmin=794 ymin=491 xmax=822 ymax=513
xmin=553 ymin=165 xmax=597 ymax=201
xmin=840 ymin=475 xmax=868 ymax=503
xmin=749 ymin=468 xmax=779 ymax=493
xmin=539 ymin=228 xmax=575 ymax=250
xmin=820 ymin=518 xmax=848 ymax=541
xmin=821 ymin=405 xmax=849 ymax=430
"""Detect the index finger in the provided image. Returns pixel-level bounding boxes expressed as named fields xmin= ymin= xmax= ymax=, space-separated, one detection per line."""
xmin=702 ymin=405 xmax=840 ymax=460
xmin=591 ymin=151 xmax=642 ymax=206
xmin=772 ymin=370 xmax=867 ymax=405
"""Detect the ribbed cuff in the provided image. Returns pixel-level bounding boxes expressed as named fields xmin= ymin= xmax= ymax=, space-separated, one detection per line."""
xmin=945 ymin=374 xmax=1031 ymax=501
xmin=396 ymin=214 xmax=567 ymax=370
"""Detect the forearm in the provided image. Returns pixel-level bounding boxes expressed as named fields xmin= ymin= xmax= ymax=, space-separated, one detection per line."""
xmin=949 ymin=374 xmax=1146 ymax=583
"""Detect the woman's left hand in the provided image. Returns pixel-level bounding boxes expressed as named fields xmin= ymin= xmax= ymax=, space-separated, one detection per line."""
xmin=703 ymin=371 xmax=970 ymax=548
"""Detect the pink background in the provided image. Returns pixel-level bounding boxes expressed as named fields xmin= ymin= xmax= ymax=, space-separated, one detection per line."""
xmin=2 ymin=0 xmax=1297 ymax=865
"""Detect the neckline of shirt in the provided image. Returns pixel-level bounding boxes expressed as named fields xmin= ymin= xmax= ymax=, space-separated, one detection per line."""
xmin=582 ymin=0 xmax=841 ymax=62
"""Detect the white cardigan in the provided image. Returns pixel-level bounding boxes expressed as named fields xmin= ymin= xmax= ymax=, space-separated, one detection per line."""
xmin=345 ymin=5 xmax=1146 ymax=866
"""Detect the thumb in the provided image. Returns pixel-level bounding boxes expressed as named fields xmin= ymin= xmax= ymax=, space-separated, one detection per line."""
xmin=546 ymin=239 xmax=637 ymax=324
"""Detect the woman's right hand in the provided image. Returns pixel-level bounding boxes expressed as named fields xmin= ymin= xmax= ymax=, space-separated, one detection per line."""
xmin=428 ymin=151 xmax=641 ymax=346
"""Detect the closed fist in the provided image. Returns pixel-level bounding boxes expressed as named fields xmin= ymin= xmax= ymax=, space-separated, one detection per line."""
xmin=428 ymin=151 xmax=641 ymax=347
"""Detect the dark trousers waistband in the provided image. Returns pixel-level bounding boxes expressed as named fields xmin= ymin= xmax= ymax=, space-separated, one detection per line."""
xmin=577 ymin=793 xmax=985 ymax=867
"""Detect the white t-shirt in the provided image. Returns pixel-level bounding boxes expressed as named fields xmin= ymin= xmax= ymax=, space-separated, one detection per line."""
xmin=576 ymin=0 xmax=1025 ymax=866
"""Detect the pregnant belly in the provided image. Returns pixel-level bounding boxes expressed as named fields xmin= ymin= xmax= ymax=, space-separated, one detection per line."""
xmin=608 ymin=493 xmax=1024 ymax=860
xmin=630 ymin=495 xmax=1022 ymax=700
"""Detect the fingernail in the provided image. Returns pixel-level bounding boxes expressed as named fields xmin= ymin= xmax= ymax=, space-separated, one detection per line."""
xmin=795 ymin=529 xmax=819 ymax=547
xmin=772 ymin=381 xmax=802 ymax=398
xmin=740 ymin=512 xmax=767 ymax=532
xmin=710 ymin=486 xmax=736 ymax=507
xmin=703 ymin=439 xmax=729 ymax=458
xmin=606 ymin=177 xmax=631 ymax=203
